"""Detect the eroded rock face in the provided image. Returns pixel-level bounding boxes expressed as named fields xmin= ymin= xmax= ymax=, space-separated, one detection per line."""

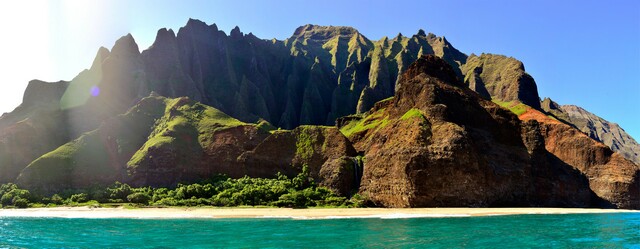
xmin=238 ymin=126 xmax=358 ymax=195
xmin=520 ymin=109 xmax=640 ymax=209
xmin=542 ymin=97 xmax=640 ymax=165
xmin=345 ymin=55 xmax=597 ymax=208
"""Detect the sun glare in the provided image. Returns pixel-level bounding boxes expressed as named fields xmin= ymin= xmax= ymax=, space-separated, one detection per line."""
xmin=0 ymin=1 xmax=51 ymax=113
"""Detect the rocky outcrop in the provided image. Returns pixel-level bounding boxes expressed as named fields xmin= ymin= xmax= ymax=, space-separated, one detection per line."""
xmin=238 ymin=126 xmax=358 ymax=196
xmin=341 ymin=55 xmax=598 ymax=208
xmin=519 ymin=108 xmax=640 ymax=209
xmin=21 ymin=80 xmax=69 ymax=108
xmin=542 ymin=97 xmax=640 ymax=165
xmin=461 ymin=53 xmax=541 ymax=108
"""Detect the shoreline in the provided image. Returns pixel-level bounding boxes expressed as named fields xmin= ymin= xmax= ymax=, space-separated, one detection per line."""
xmin=0 ymin=207 xmax=637 ymax=219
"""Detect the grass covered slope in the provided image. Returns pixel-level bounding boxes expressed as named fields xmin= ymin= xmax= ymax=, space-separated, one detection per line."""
xmin=125 ymin=96 xmax=257 ymax=186
xmin=15 ymin=94 xmax=358 ymax=198
xmin=16 ymin=95 xmax=258 ymax=192
xmin=16 ymin=96 xmax=168 ymax=192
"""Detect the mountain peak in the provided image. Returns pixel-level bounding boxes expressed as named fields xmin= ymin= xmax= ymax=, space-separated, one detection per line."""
xmin=111 ymin=33 xmax=140 ymax=56
xmin=230 ymin=26 xmax=243 ymax=38
xmin=181 ymin=18 xmax=218 ymax=34
xmin=152 ymin=28 xmax=176 ymax=46
xmin=90 ymin=47 xmax=110 ymax=70
xmin=541 ymin=97 xmax=562 ymax=111
xmin=186 ymin=18 xmax=207 ymax=28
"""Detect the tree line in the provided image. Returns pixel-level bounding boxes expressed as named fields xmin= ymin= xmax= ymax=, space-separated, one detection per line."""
xmin=0 ymin=166 xmax=368 ymax=208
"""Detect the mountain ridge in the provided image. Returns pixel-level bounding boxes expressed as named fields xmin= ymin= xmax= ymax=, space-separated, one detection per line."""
xmin=0 ymin=19 xmax=638 ymax=208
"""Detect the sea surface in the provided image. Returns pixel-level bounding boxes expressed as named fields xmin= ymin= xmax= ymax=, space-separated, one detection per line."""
xmin=0 ymin=213 xmax=638 ymax=248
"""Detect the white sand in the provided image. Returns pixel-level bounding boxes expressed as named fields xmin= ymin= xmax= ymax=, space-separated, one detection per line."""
xmin=0 ymin=207 xmax=637 ymax=219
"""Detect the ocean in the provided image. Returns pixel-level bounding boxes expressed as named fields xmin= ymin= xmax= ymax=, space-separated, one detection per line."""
xmin=0 ymin=213 xmax=638 ymax=248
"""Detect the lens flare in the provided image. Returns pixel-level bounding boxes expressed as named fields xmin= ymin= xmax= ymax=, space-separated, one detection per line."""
xmin=90 ymin=86 xmax=100 ymax=97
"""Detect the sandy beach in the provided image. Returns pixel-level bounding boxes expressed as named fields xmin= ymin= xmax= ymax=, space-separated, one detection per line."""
xmin=0 ymin=207 xmax=637 ymax=219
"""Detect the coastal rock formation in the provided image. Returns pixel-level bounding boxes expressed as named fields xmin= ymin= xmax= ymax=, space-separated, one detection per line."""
xmin=519 ymin=108 xmax=640 ymax=209
xmin=1 ymin=20 xmax=638 ymax=209
xmin=542 ymin=97 xmax=640 ymax=165
xmin=341 ymin=55 xmax=598 ymax=208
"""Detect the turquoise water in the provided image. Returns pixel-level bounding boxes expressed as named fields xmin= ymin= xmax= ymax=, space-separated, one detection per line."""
xmin=0 ymin=213 xmax=638 ymax=248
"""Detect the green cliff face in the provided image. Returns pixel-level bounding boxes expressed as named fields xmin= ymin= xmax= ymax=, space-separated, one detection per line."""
xmin=461 ymin=53 xmax=541 ymax=109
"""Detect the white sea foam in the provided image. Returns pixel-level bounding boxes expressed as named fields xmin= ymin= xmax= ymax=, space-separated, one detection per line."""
xmin=260 ymin=213 xmax=471 ymax=220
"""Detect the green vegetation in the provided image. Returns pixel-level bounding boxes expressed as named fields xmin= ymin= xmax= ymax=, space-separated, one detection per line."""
xmin=128 ymin=97 xmax=246 ymax=170
xmin=339 ymin=109 xmax=390 ymax=137
xmin=401 ymin=108 xmax=426 ymax=121
xmin=295 ymin=126 xmax=318 ymax=160
xmin=256 ymin=119 xmax=277 ymax=133
xmin=493 ymin=100 xmax=528 ymax=116
xmin=0 ymin=166 xmax=366 ymax=209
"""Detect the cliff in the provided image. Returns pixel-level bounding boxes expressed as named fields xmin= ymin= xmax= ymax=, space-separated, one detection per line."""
xmin=542 ymin=97 xmax=640 ymax=165
xmin=340 ymin=55 xmax=604 ymax=207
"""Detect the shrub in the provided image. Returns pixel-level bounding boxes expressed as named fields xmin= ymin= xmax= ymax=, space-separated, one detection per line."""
xmin=70 ymin=193 xmax=88 ymax=203
xmin=153 ymin=197 xmax=178 ymax=206
xmin=127 ymin=192 xmax=151 ymax=205
xmin=0 ymin=194 xmax=13 ymax=206
xmin=319 ymin=196 xmax=347 ymax=207
xmin=0 ymin=183 xmax=17 ymax=197
xmin=276 ymin=191 xmax=310 ymax=208
xmin=107 ymin=182 xmax=133 ymax=200
xmin=1 ymin=189 xmax=31 ymax=206
xmin=50 ymin=194 xmax=64 ymax=205
xmin=211 ymin=196 xmax=234 ymax=207
xmin=13 ymin=198 xmax=28 ymax=208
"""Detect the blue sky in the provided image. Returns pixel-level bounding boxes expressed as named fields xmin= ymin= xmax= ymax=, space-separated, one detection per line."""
xmin=0 ymin=0 xmax=638 ymax=139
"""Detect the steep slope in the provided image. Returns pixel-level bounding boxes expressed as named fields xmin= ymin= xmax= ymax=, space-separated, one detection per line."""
xmin=16 ymin=96 xmax=168 ymax=192
xmin=519 ymin=107 xmax=640 ymax=209
xmin=461 ymin=53 xmax=540 ymax=109
xmin=542 ymin=98 xmax=640 ymax=165
xmin=339 ymin=55 xmax=600 ymax=208
xmin=16 ymin=96 xmax=357 ymax=195
xmin=0 ymin=80 xmax=71 ymax=183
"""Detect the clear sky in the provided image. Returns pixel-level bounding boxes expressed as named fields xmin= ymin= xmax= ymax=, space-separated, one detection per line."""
xmin=0 ymin=0 xmax=638 ymax=140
